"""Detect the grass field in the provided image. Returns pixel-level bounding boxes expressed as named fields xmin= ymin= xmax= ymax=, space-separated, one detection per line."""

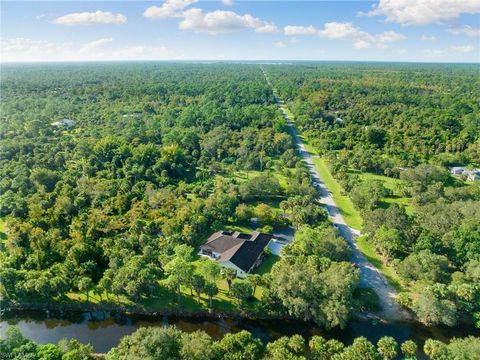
xmin=67 ymin=256 xmax=273 ymax=312
xmin=357 ymin=172 xmax=413 ymax=215
xmin=311 ymin=157 xmax=363 ymax=230
xmin=0 ymin=218 xmax=7 ymax=240
xmin=254 ymin=254 xmax=280 ymax=275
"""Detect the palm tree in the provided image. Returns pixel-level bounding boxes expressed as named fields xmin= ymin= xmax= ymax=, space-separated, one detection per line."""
xmin=205 ymin=282 xmax=218 ymax=309
xmin=222 ymin=268 xmax=236 ymax=293
xmin=192 ymin=274 xmax=206 ymax=303
xmin=78 ymin=277 xmax=93 ymax=303
xmin=246 ymin=274 xmax=262 ymax=297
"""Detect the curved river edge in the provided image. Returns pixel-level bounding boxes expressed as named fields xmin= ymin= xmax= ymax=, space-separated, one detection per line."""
xmin=1 ymin=302 xmax=479 ymax=355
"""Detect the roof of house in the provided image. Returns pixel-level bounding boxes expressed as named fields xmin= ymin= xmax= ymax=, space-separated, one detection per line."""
xmin=202 ymin=230 xmax=272 ymax=272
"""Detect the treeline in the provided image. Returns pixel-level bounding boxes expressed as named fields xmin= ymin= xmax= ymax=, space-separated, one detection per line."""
xmin=0 ymin=64 xmax=290 ymax=303
xmin=2 ymin=325 xmax=479 ymax=360
xmin=265 ymin=63 xmax=480 ymax=173
xmin=266 ymin=64 xmax=480 ymax=329
xmin=0 ymin=64 xmax=361 ymax=329
xmin=330 ymin=162 xmax=480 ymax=327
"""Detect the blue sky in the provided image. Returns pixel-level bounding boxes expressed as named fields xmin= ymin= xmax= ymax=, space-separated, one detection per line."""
xmin=1 ymin=0 xmax=479 ymax=62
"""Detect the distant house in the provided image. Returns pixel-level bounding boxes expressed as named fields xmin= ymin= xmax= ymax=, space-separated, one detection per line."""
xmin=199 ymin=230 xmax=272 ymax=278
xmin=467 ymin=170 xmax=480 ymax=181
xmin=450 ymin=166 xmax=480 ymax=181
xmin=51 ymin=118 xmax=75 ymax=128
xmin=450 ymin=166 xmax=467 ymax=175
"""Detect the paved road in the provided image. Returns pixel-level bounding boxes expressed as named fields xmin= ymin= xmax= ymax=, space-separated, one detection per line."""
xmin=261 ymin=68 xmax=410 ymax=321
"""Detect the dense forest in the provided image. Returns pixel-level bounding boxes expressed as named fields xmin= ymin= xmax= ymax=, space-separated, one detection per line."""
xmin=0 ymin=63 xmax=358 ymax=329
xmin=266 ymin=63 xmax=480 ymax=172
xmin=266 ymin=63 xmax=480 ymax=328
xmin=1 ymin=62 xmax=479 ymax=336
xmin=3 ymin=325 xmax=480 ymax=360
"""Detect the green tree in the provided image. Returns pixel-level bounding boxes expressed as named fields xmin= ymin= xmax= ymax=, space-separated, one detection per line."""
xmin=309 ymin=336 xmax=344 ymax=360
xmin=180 ymin=330 xmax=214 ymax=360
xmin=212 ymin=330 xmax=263 ymax=360
xmin=222 ymin=267 xmax=237 ymax=293
xmin=106 ymin=326 xmax=181 ymax=360
xmin=246 ymin=274 xmax=262 ymax=297
xmin=377 ymin=336 xmax=397 ymax=360
xmin=165 ymin=245 xmax=194 ymax=302
xmin=340 ymin=337 xmax=377 ymax=360
xmin=78 ymin=277 xmax=94 ymax=302
xmin=230 ymin=281 xmax=253 ymax=305
xmin=192 ymin=274 xmax=206 ymax=303
xmin=414 ymin=287 xmax=458 ymax=327
xmin=423 ymin=339 xmax=449 ymax=360
xmin=265 ymin=335 xmax=305 ymax=360
xmin=199 ymin=259 xmax=221 ymax=284
xmin=205 ymin=282 xmax=219 ymax=309
xmin=270 ymin=256 xmax=359 ymax=329
xmin=58 ymin=338 xmax=93 ymax=360
xmin=37 ymin=343 xmax=63 ymax=360
xmin=400 ymin=340 xmax=418 ymax=359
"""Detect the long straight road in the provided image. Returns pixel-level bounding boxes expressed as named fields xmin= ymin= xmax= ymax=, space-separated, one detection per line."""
xmin=261 ymin=67 xmax=410 ymax=321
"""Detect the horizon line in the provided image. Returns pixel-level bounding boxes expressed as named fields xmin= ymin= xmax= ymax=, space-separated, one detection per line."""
xmin=2 ymin=59 xmax=479 ymax=65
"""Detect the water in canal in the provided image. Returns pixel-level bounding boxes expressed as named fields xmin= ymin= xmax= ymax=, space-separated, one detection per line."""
xmin=1 ymin=310 xmax=479 ymax=354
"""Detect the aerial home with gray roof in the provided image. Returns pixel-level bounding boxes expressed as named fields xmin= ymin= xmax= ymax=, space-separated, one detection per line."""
xmin=199 ymin=230 xmax=272 ymax=278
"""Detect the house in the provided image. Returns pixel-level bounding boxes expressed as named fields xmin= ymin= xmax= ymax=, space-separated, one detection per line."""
xmin=200 ymin=230 xmax=272 ymax=278
xmin=51 ymin=118 xmax=75 ymax=128
xmin=450 ymin=166 xmax=467 ymax=175
xmin=450 ymin=166 xmax=480 ymax=181
xmin=467 ymin=170 xmax=480 ymax=181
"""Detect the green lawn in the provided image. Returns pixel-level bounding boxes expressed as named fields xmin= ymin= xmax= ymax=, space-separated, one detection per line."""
xmin=254 ymin=254 xmax=280 ymax=275
xmin=311 ymin=157 xmax=363 ymax=230
xmin=357 ymin=172 xmax=413 ymax=215
xmin=0 ymin=218 xmax=7 ymax=240
xmin=231 ymin=167 xmax=292 ymax=192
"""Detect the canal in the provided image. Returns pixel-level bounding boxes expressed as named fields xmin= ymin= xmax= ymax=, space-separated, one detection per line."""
xmin=1 ymin=310 xmax=479 ymax=354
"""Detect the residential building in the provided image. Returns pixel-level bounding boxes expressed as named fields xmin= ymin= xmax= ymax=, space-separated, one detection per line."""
xmin=200 ymin=230 xmax=272 ymax=278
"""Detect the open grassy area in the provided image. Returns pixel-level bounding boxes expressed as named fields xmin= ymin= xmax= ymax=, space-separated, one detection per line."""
xmin=0 ymin=218 xmax=7 ymax=240
xmin=254 ymin=254 xmax=280 ymax=275
xmin=357 ymin=172 xmax=413 ymax=215
xmin=311 ymin=157 xmax=363 ymax=230
xmin=67 ymin=256 xmax=271 ymax=312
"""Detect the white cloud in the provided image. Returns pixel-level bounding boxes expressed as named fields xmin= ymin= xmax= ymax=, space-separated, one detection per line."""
xmin=179 ymin=9 xmax=277 ymax=34
xmin=448 ymin=25 xmax=480 ymax=37
xmin=283 ymin=22 xmax=405 ymax=49
xmin=222 ymin=0 xmax=234 ymax=6
xmin=376 ymin=30 xmax=406 ymax=43
xmin=318 ymin=22 xmax=367 ymax=40
xmin=53 ymin=10 xmax=127 ymax=25
xmin=0 ymin=37 xmax=177 ymax=62
xmin=284 ymin=25 xmax=317 ymax=36
xmin=420 ymin=34 xmax=436 ymax=41
xmin=321 ymin=22 xmax=405 ymax=49
xmin=143 ymin=0 xmax=198 ymax=19
xmin=1 ymin=38 xmax=78 ymax=61
xmin=451 ymin=44 xmax=475 ymax=52
xmin=78 ymin=38 xmax=113 ymax=54
xmin=363 ymin=0 xmax=480 ymax=26
xmin=274 ymin=41 xmax=286 ymax=48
